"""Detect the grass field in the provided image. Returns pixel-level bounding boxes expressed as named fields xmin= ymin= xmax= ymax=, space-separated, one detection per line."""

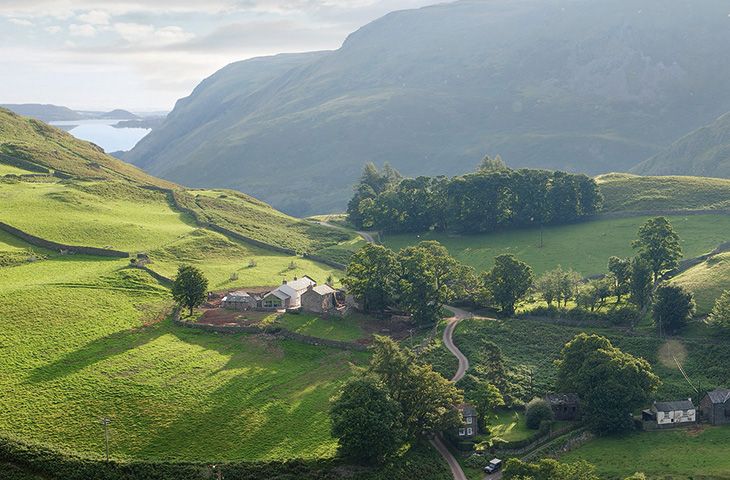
xmin=384 ymin=214 xmax=730 ymax=276
xmin=673 ymin=252 xmax=730 ymax=315
xmin=598 ymin=173 xmax=730 ymax=212
xmin=0 ymin=162 xmax=33 ymax=176
xmin=562 ymin=425 xmax=730 ymax=479
xmin=0 ymin=180 xmax=196 ymax=251
xmin=0 ymin=255 xmax=366 ymax=461
xmin=147 ymin=228 xmax=341 ymax=290
xmin=274 ymin=313 xmax=370 ymax=342
xmin=488 ymin=410 xmax=533 ymax=442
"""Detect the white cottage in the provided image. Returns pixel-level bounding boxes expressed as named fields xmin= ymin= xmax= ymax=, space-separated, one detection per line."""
xmin=274 ymin=276 xmax=317 ymax=308
xmin=643 ymin=399 xmax=696 ymax=429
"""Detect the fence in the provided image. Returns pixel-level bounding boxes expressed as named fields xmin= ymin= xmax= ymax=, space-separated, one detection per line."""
xmin=0 ymin=221 xmax=129 ymax=258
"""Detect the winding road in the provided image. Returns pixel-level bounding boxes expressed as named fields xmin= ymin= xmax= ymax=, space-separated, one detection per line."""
xmin=430 ymin=306 xmax=473 ymax=480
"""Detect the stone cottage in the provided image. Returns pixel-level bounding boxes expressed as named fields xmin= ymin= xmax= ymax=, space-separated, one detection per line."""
xmin=301 ymin=284 xmax=337 ymax=314
xmin=642 ymin=399 xmax=696 ymax=429
xmin=261 ymin=290 xmax=291 ymax=310
xmin=700 ymin=388 xmax=730 ymax=425
xmin=544 ymin=393 xmax=581 ymax=421
xmin=456 ymin=404 xmax=478 ymax=439
xmin=221 ymin=291 xmax=258 ymax=311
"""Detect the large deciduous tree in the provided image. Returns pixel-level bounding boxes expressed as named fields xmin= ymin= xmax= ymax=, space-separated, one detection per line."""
xmin=343 ymin=244 xmax=400 ymax=314
xmin=525 ymin=398 xmax=554 ymax=429
xmin=632 ymin=217 xmax=682 ymax=282
xmin=607 ymin=256 xmax=632 ymax=302
xmin=172 ymin=265 xmax=208 ymax=316
xmin=653 ymin=284 xmax=695 ymax=334
xmin=330 ymin=377 xmax=403 ymax=463
xmin=556 ymin=333 xmax=660 ymax=435
xmin=482 ymin=254 xmax=533 ymax=315
xmin=709 ymin=290 xmax=730 ymax=331
xmin=629 ymin=257 xmax=654 ymax=309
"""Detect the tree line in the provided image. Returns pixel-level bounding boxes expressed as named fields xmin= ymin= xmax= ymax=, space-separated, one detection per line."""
xmin=346 ymin=161 xmax=603 ymax=234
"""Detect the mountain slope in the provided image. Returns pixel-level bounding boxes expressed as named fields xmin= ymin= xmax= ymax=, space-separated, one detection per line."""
xmin=632 ymin=112 xmax=730 ymax=178
xmin=0 ymin=104 xmax=83 ymax=122
xmin=126 ymin=0 xmax=730 ymax=215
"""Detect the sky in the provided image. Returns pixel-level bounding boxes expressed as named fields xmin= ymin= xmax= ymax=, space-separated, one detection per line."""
xmin=0 ymin=0 xmax=440 ymax=111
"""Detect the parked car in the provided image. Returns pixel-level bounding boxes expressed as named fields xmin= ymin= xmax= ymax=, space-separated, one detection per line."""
xmin=484 ymin=458 xmax=502 ymax=474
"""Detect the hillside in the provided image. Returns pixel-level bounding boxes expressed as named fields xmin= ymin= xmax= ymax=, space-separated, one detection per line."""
xmin=633 ymin=111 xmax=730 ymax=178
xmin=0 ymin=104 xmax=83 ymax=122
xmin=126 ymin=0 xmax=730 ymax=215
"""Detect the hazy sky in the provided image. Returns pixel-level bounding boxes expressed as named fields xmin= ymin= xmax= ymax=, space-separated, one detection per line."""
xmin=0 ymin=0 xmax=439 ymax=111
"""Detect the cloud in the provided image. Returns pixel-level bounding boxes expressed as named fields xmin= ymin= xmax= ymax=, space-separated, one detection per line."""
xmin=77 ymin=9 xmax=110 ymax=25
xmin=45 ymin=25 xmax=62 ymax=34
xmin=9 ymin=18 xmax=33 ymax=26
xmin=112 ymin=23 xmax=194 ymax=46
xmin=69 ymin=23 xmax=97 ymax=37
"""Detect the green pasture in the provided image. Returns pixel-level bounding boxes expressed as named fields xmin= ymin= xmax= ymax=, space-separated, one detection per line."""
xmin=673 ymin=252 xmax=730 ymax=315
xmin=562 ymin=425 xmax=730 ymax=479
xmin=0 ymin=180 xmax=196 ymax=251
xmin=488 ymin=410 xmax=533 ymax=442
xmin=383 ymin=214 xmax=730 ymax=276
xmin=0 ymin=163 xmax=33 ymax=176
xmin=275 ymin=313 xmax=370 ymax=342
xmin=0 ymin=255 xmax=365 ymax=462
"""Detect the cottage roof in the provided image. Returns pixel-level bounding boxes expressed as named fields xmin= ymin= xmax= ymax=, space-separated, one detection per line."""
xmin=706 ymin=388 xmax=730 ymax=404
xmin=284 ymin=276 xmax=317 ymax=292
xmin=265 ymin=289 xmax=291 ymax=301
xmin=458 ymin=404 xmax=477 ymax=417
xmin=226 ymin=291 xmax=252 ymax=300
xmin=310 ymin=284 xmax=335 ymax=295
xmin=545 ymin=393 xmax=580 ymax=406
xmin=654 ymin=399 xmax=694 ymax=412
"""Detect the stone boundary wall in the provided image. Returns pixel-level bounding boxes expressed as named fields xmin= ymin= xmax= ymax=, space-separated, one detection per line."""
xmin=0 ymin=221 xmax=129 ymax=258
xmin=172 ymin=309 xmax=367 ymax=351
xmin=591 ymin=209 xmax=730 ymax=220
xmin=136 ymin=265 xmax=174 ymax=285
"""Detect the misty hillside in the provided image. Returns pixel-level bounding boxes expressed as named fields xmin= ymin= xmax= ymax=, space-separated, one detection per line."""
xmin=126 ymin=0 xmax=730 ymax=215
xmin=633 ymin=111 xmax=730 ymax=178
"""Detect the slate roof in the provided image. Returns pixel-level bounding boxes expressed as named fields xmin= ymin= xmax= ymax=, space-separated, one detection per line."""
xmin=265 ymin=289 xmax=291 ymax=301
xmin=285 ymin=276 xmax=317 ymax=292
xmin=706 ymin=388 xmax=730 ymax=404
xmin=654 ymin=399 xmax=695 ymax=412
xmin=458 ymin=404 xmax=477 ymax=417
xmin=545 ymin=393 xmax=580 ymax=406
xmin=311 ymin=285 xmax=335 ymax=295
xmin=226 ymin=291 xmax=253 ymax=300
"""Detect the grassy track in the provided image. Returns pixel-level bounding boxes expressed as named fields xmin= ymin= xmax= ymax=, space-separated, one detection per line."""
xmin=0 ymin=255 xmax=365 ymax=461
xmin=672 ymin=252 xmax=730 ymax=315
xmin=0 ymin=181 xmax=196 ymax=251
xmin=562 ymin=425 xmax=730 ymax=479
xmin=384 ymin=214 xmax=730 ymax=276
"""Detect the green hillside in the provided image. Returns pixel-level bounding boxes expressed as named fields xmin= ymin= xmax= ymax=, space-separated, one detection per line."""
xmin=632 ymin=111 xmax=730 ymax=179
xmin=598 ymin=173 xmax=730 ymax=212
xmin=126 ymin=0 xmax=730 ymax=215
xmin=383 ymin=214 xmax=730 ymax=277
xmin=673 ymin=252 xmax=730 ymax=315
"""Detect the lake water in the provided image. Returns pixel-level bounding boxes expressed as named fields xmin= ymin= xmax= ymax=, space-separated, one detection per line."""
xmin=50 ymin=119 xmax=150 ymax=153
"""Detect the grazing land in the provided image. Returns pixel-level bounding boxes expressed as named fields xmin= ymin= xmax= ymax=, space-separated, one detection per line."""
xmin=274 ymin=313 xmax=370 ymax=342
xmin=488 ymin=410 xmax=532 ymax=442
xmin=383 ymin=214 xmax=730 ymax=276
xmin=0 ymin=163 xmax=33 ymax=176
xmin=672 ymin=252 xmax=730 ymax=315
xmin=562 ymin=425 xmax=730 ymax=479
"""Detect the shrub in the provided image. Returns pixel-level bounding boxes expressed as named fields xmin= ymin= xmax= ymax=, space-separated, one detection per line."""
xmin=525 ymin=398 xmax=553 ymax=430
xmin=248 ymin=259 xmax=257 ymax=268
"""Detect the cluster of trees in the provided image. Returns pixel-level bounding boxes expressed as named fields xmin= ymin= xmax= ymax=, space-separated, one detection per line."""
xmin=503 ymin=458 xmax=646 ymax=480
xmin=709 ymin=290 xmax=730 ymax=331
xmin=342 ymin=241 xmax=476 ymax=325
xmin=347 ymin=162 xmax=603 ymax=234
xmin=330 ymin=336 xmax=462 ymax=463
xmin=557 ymin=333 xmax=660 ymax=435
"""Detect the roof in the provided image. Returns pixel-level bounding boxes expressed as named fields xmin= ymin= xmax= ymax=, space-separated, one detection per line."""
xmin=284 ymin=276 xmax=317 ymax=292
xmin=265 ymin=289 xmax=291 ymax=301
xmin=705 ymin=388 xmax=730 ymax=404
xmin=545 ymin=393 xmax=580 ymax=406
xmin=309 ymin=284 xmax=335 ymax=296
xmin=458 ymin=404 xmax=477 ymax=417
xmin=226 ymin=291 xmax=252 ymax=300
xmin=654 ymin=399 xmax=694 ymax=412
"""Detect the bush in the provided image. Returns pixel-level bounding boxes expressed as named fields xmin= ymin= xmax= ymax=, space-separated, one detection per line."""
xmin=525 ymin=398 xmax=553 ymax=430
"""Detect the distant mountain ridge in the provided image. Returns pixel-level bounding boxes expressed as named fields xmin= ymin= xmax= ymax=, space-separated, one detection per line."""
xmin=125 ymin=0 xmax=730 ymax=215
xmin=2 ymin=104 xmax=141 ymax=122
xmin=632 ymin=112 xmax=730 ymax=178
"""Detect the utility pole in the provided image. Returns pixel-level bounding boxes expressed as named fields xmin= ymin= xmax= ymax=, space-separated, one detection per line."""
xmin=540 ymin=223 xmax=544 ymax=249
xmin=100 ymin=418 xmax=111 ymax=462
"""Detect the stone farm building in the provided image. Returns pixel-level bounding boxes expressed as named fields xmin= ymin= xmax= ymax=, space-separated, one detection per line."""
xmin=700 ymin=388 xmax=730 ymax=425
xmin=270 ymin=276 xmax=317 ymax=308
xmin=456 ymin=404 xmax=478 ymax=439
xmin=262 ymin=290 xmax=291 ymax=309
xmin=221 ymin=291 xmax=258 ymax=310
xmin=545 ymin=393 xmax=581 ymax=421
xmin=301 ymin=284 xmax=337 ymax=314
xmin=642 ymin=399 xmax=696 ymax=429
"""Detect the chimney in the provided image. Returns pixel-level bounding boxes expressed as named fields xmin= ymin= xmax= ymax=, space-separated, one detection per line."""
xmin=294 ymin=276 xmax=298 ymax=280
xmin=282 ymin=279 xmax=287 ymax=285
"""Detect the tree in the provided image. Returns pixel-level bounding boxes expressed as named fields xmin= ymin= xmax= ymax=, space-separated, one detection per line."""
xmin=368 ymin=336 xmax=463 ymax=437
xmin=462 ymin=376 xmax=504 ymax=429
xmin=477 ymin=154 xmax=508 ymax=172
xmin=653 ymin=284 xmax=695 ymax=335
xmin=172 ymin=265 xmax=208 ymax=316
xmin=556 ymin=333 xmax=660 ymax=435
xmin=343 ymin=244 xmax=400 ymax=313
xmin=503 ymin=458 xmax=600 ymax=480
xmin=535 ymin=267 xmax=581 ymax=308
xmin=330 ymin=377 xmax=403 ymax=463
xmin=708 ymin=290 xmax=730 ymax=330
xmin=576 ymin=278 xmax=613 ymax=312
xmin=608 ymin=256 xmax=632 ymax=302
xmin=525 ymin=398 xmax=553 ymax=429
xmin=632 ymin=217 xmax=682 ymax=282
xmin=482 ymin=254 xmax=533 ymax=315
xmin=629 ymin=257 xmax=653 ymax=309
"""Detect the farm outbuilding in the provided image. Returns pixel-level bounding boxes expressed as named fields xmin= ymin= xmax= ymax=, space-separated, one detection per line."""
xmin=221 ymin=291 xmax=258 ymax=311
xmin=544 ymin=393 xmax=581 ymax=421
xmin=642 ymin=399 xmax=696 ymax=429
xmin=301 ymin=284 xmax=337 ymax=314
xmin=700 ymin=388 xmax=730 ymax=425
xmin=262 ymin=290 xmax=291 ymax=310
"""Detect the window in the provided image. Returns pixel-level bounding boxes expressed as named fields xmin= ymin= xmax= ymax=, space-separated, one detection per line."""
xmin=466 ymin=416 xmax=473 ymax=424
xmin=466 ymin=427 xmax=473 ymax=436
xmin=458 ymin=428 xmax=466 ymax=436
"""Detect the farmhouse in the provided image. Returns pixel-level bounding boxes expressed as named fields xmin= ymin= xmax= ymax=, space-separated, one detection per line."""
xmin=456 ymin=404 xmax=478 ymax=439
xmin=221 ymin=291 xmax=258 ymax=311
xmin=261 ymin=290 xmax=291 ymax=310
xmin=545 ymin=393 xmax=581 ymax=421
xmin=642 ymin=399 xmax=696 ymax=429
xmin=275 ymin=276 xmax=317 ymax=308
xmin=301 ymin=284 xmax=337 ymax=314
xmin=700 ymin=388 xmax=730 ymax=425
